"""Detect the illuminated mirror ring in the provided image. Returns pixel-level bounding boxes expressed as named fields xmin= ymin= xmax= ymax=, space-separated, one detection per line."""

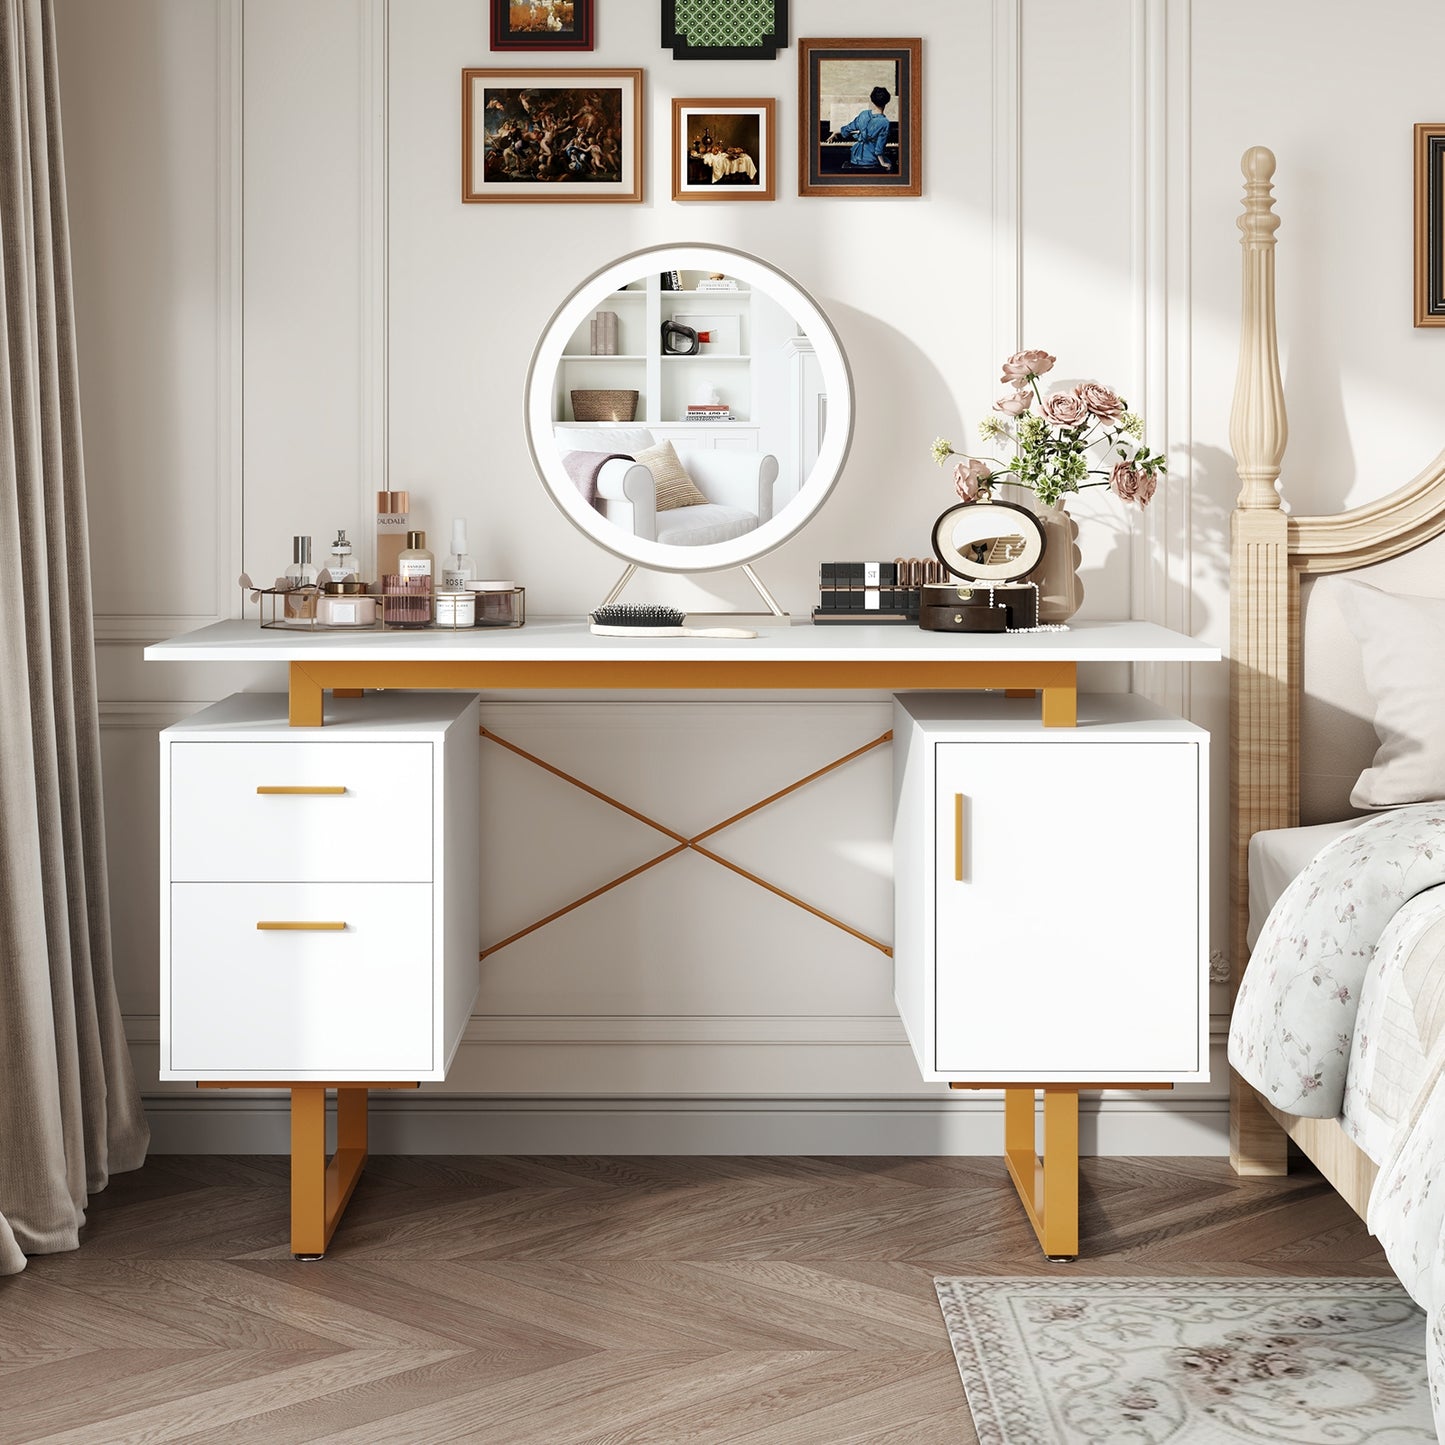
xmin=524 ymin=243 xmax=855 ymax=573
xmin=930 ymin=499 xmax=1047 ymax=584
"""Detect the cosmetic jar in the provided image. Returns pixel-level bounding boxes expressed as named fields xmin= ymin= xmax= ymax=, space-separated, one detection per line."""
xmin=433 ymin=591 xmax=476 ymax=629
xmin=466 ymin=581 xmax=526 ymax=628
xmin=316 ymin=580 xmax=377 ymax=628
xmin=381 ymin=574 xmax=432 ymax=629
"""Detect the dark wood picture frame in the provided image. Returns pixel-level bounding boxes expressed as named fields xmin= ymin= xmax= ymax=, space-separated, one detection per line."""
xmin=462 ymin=68 xmax=643 ymax=204
xmin=1415 ymin=123 xmax=1445 ymax=327
xmin=798 ymin=37 xmax=921 ymax=198
xmin=662 ymin=0 xmax=787 ymax=61
xmin=671 ymin=98 xmax=776 ymax=202
xmin=490 ymin=0 xmax=594 ymax=52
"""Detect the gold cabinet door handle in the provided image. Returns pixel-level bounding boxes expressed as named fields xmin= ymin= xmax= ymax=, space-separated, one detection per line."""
xmin=255 ymin=785 xmax=347 ymax=796
xmin=256 ymin=921 xmax=347 ymax=931
xmin=954 ymin=793 xmax=966 ymax=882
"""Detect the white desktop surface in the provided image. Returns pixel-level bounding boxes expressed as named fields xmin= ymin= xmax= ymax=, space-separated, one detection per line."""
xmin=144 ymin=617 xmax=1220 ymax=665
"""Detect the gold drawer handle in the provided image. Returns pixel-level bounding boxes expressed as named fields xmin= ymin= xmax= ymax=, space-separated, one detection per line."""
xmin=256 ymin=921 xmax=347 ymax=932
xmin=954 ymin=793 xmax=966 ymax=882
xmin=256 ymin=786 xmax=347 ymax=796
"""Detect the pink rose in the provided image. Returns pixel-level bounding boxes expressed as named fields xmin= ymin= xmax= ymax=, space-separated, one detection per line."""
xmin=999 ymin=349 xmax=1056 ymax=387
xmin=1111 ymin=461 xmax=1160 ymax=506
xmin=994 ymin=389 xmax=1032 ymax=416
xmin=1039 ymin=391 xmax=1089 ymax=427
xmin=1075 ymin=382 xmax=1124 ymax=421
xmin=953 ymin=457 xmax=991 ymax=502
xmin=1109 ymin=459 xmax=1141 ymax=502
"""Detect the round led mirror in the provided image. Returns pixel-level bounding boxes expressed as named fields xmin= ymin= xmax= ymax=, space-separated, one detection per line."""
xmin=524 ymin=243 xmax=854 ymax=572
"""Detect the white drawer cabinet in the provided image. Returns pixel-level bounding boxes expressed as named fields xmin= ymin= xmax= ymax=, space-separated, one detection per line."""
xmin=893 ymin=692 xmax=1208 ymax=1085
xmin=160 ymin=692 xmax=481 ymax=1082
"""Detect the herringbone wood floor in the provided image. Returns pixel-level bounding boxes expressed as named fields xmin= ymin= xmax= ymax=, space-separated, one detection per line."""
xmin=0 ymin=1154 xmax=1390 ymax=1443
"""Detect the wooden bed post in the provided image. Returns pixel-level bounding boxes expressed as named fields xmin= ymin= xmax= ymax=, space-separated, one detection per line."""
xmin=1229 ymin=145 xmax=1293 ymax=1175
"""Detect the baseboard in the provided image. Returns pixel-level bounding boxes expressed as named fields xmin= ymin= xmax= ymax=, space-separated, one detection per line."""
xmin=143 ymin=1093 xmax=1230 ymax=1156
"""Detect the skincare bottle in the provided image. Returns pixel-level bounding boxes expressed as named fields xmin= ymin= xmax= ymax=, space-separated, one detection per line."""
xmin=442 ymin=520 xmax=475 ymax=591
xmin=326 ymin=529 xmax=358 ymax=583
xmin=376 ymin=490 xmax=411 ymax=581
xmin=389 ymin=529 xmax=434 ymax=627
xmin=283 ymin=536 xmax=316 ymax=619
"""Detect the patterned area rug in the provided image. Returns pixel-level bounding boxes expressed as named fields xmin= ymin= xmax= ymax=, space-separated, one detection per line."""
xmin=935 ymin=1277 xmax=1434 ymax=1444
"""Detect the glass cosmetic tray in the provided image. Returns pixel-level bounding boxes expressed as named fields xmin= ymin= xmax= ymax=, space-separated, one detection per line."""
xmin=241 ymin=579 xmax=526 ymax=631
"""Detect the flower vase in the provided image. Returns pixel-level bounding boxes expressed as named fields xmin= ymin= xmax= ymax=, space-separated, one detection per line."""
xmin=1030 ymin=500 xmax=1083 ymax=624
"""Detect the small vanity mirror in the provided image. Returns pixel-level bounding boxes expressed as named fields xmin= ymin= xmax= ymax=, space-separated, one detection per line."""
xmin=930 ymin=500 xmax=1047 ymax=584
xmin=525 ymin=244 xmax=854 ymax=572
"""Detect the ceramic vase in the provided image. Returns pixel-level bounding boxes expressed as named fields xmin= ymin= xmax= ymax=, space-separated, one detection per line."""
xmin=1030 ymin=500 xmax=1083 ymax=624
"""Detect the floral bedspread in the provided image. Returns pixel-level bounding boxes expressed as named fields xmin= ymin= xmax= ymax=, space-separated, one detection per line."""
xmin=1370 ymin=1044 xmax=1445 ymax=1436
xmin=1229 ymin=805 xmax=1445 ymax=1117
xmin=1231 ymin=804 xmax=1445 ymax=1438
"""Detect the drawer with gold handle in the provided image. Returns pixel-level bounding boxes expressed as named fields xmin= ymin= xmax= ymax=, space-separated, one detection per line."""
xmin=168 ymin=882 xmax=433 ymax=1075
xmin=170 ymin=741 xmax=431 ymax=883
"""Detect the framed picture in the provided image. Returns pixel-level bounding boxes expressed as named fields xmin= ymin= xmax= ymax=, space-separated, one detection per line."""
xmin=798 ymin=38 xmax=922 ymax=198
xmin=671 ymin=98 xmax=776 ymax=202
xmin=662 ymin=0 xmax=787 ymax=61
xmin=462 ymin=69 xmax=643 ymax=203
xmin=490 ymin=0 xmax=594 ymax=52
xmin=1415 ymin=123 xmax=1445 ymax=327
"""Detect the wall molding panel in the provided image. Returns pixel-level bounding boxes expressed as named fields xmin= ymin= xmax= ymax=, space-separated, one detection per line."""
xmin=72 ymin=0 xmax=1227 ymax=1158
xmin=1131 ymin=0 xmax=1193 ymax=719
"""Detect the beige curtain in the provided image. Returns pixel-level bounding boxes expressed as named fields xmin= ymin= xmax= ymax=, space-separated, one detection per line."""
xmin=0 ymin=0 xmax=148 ymax=1275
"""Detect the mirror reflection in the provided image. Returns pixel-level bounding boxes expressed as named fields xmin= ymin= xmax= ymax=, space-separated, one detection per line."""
xmin=549 ymin=267 xmax=826 ymax=548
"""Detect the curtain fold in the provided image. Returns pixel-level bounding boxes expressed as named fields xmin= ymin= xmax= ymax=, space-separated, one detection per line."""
xmin=0 ymin=0 xmax=148 ymax=1276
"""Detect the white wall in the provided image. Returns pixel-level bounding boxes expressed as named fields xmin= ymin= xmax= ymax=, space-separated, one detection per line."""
xmin=58 ymin=0 xmax=1444 ymax=1152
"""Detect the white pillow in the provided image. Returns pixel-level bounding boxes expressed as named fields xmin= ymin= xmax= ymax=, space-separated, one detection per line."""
xmin=1333 ymin=577 xmax=1445 ymax=808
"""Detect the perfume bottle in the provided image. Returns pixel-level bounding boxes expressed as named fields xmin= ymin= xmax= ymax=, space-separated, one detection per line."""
xmin=283 ymin=536 xmax=316 ymax=620
xmin=385 ymin=529 xmax=434 ymax=628
xmin=326 ymin=529 xmax=358 ymax=583
xmin=376 ymin=490 xmax=410 ymax=582
xmin=442 ymin=520 xmax=475 ymax=591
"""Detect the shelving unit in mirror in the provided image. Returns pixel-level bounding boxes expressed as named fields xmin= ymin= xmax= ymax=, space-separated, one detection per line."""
xmin=555 ymin=271 xmax=760 ymax=450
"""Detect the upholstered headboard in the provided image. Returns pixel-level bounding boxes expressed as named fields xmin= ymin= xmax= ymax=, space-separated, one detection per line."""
xmin=1298 ymin=538 xmax=1445 ymax=823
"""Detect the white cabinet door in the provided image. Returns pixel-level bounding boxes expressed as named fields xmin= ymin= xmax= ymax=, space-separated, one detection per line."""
xmin=933 ymin=740 xmax=1198 ymax=1076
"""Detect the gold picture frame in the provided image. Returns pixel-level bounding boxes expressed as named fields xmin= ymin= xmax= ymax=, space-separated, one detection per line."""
xmin=1415 ymin=122 xmax=1445 ymax=326
xmin=798 ymin=38 xmax=921 ymax=198
xmin=671 ymin=98 xmax=776 ymax=202
xmin=462 ymin=68 xmax=642 ymax=203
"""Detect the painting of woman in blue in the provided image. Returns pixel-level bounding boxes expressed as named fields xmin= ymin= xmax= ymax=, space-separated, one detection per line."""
xmin=829 ymin=86 xmax=893 ymax=170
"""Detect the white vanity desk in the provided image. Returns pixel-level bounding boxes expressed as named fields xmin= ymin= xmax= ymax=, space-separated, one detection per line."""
xmin=147 ymin=616 xmax=1216 ymax=1260
xmin=146 ymin=616 xmax=1212 ymax=726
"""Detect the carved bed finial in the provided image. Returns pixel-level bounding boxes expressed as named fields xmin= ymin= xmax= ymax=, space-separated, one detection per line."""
xmin=1230 ymin=146 xmax=1288 ymax=511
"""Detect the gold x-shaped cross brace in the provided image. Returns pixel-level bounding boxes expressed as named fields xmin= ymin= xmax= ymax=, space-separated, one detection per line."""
xmin=478 ymin=727 xmax=894 ymax=960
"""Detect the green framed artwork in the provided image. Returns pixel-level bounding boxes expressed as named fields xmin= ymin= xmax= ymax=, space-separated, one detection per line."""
xmin=662 ymin=0 xmax=788 ymax=61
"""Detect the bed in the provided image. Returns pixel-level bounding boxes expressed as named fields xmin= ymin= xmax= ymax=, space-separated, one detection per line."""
xmin=1228 ymin=144 xmax=1445 ymax=1424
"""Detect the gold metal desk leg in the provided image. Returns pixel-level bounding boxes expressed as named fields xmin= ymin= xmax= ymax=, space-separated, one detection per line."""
xmin=1002 ymin=1087 xmax=1078 ymax=1261
xmin=290 ymin=1085 xmax=329 ymax=1258
xmin=198 ymin=1080 xmax=416 ymax=1257
xmin=1041 ymin=684 xmax=1078 ymax=728
xmin=292 ymin=1085 xmax=383 ymax=1259
xmin=956 ymin=1081 xmax=1169 ymax=1260
xmin=289 ymin=663 xmax=325 ymax=728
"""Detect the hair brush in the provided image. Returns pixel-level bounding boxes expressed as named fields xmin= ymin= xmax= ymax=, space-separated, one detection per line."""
xmin=589 ymin=604 xmax=757 ymax=639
